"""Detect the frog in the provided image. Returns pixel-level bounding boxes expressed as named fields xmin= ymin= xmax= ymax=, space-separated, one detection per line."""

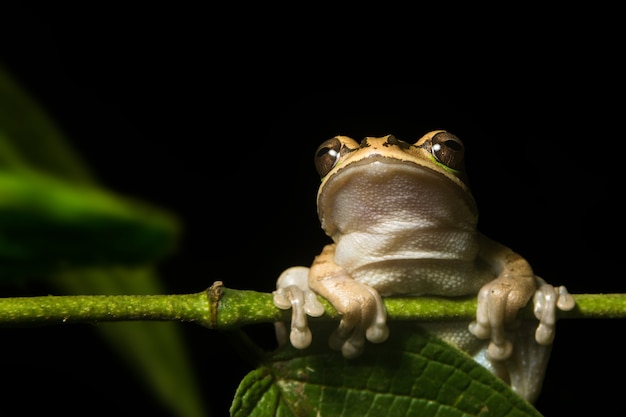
xmin=273 ymin=131 xmax=575 ymax=403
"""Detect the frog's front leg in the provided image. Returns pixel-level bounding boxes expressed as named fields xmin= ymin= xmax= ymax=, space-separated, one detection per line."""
xmin=469 ymin=235 xmax=575 ymax=361
xmin=499 ymin=279 xmax=574 ymax=402
xmin=309 ymin=244 xmax=389 ymax=358
xmin=273 ymin=244 xmax=389 ymax=359
xmin=469 ymin=255 xmax=536 ymax=360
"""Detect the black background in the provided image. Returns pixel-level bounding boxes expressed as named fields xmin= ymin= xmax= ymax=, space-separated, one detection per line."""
xmin=2 ymin=4 xmax=625 ymax=416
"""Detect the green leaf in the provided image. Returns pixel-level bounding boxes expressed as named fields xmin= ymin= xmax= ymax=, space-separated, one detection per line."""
xmin=0 ymin=167 xmax=179 ymax=279
xmin=231 ymin=324 xmax=542 ymax=417
xmin=0 ymin=67 xmax=179 ymax=279
xmin=0 ymin=66 xmax=94 ymax=184
xmin=0 ymin=66 xmax=207 ymax=417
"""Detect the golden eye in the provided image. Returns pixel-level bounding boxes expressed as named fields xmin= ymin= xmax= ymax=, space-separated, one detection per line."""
xmin=314 ymin=138 xmax=343 ymax=177
xmin=430 ymin=131 xmax=465 ymax=171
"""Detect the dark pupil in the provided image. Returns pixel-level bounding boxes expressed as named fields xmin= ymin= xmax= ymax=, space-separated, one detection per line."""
xmin=317 ymin=147 xmax=332 ymax=158
xmin=443 ymin=139 xmax=462 ymax=151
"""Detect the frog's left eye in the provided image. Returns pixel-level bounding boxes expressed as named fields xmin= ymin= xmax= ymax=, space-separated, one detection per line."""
xmin=430 ymin=131 xmax=465 ymax=171
xmin=315 ymin=137 xmax=353 ymax=177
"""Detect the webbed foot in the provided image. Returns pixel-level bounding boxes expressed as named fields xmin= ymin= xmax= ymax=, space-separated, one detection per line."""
xmin=533 ymin=276 xmax=575 ymax=345
xmin=308 ymin=244 xmax=389 ymax=358
xmin=468 ymin=274 xmax=536 ymax=361
xmin=469 ymin=275 xmax=575 ymax=362
xmin=273 ymin=244 xmax=390 ymax=359
xmin=324 ymin=281 xmax=389 ymax=358
xmin=273 ymin=266 xmax=324 ymax=349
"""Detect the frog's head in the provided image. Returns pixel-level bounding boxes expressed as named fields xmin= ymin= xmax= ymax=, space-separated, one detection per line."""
xmin=314 ymin=131 xmax=477 ymax=238
xmin=315 ymin=131 xmax=469 ymax=188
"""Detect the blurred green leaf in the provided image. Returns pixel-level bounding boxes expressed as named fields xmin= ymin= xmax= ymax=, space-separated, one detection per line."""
xmin=0 ymin=67 xmax=94 ymax=184
xmin=0 ymin=66 xmax=179 ymax=278
xmin=0 ymin=66 xmax=207 ymax=417
xmin=0 ymin=167 xmax=179 ymax=279
xmin=231 ymin=324 xmax=542 ymax=417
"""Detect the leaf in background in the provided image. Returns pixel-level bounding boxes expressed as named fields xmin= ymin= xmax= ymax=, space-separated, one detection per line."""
xmin=0 ymin=67 xmax=94 ymax=184
xmin=0 ymin=66 xmax=207 ymax=417
xmin=0 ymin=165 xmax=180 ymax=279
xmin=231 ymin=324 xmax=543 ymax=417
xmin=0 ymin=67 xmax=179 ymax=278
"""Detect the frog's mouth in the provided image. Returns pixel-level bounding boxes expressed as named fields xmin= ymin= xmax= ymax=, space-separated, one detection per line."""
xmin=317 ymin=156 xmax=477 ymax=237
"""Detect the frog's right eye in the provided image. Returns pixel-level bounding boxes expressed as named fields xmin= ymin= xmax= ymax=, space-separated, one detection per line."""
xmin=315 ymin=138 xmax=342 ymax=177
xmin=315 ymin=137 xmax=354 ymax=178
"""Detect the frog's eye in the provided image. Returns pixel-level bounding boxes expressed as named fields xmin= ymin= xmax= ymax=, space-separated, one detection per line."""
xmin=430 ymin=131 xmax=465 ymax=171
xmin=315 ymin=137 xmax=353 ymax=177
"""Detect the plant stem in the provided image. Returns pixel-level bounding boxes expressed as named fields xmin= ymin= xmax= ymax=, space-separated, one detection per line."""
xmin=0 ymin=282 xmax=625 ymax=329
xmin=0 ymin=290 xmax=211 ymax=327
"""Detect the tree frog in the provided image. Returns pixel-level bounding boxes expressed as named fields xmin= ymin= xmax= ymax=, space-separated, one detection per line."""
xmin=273 ymin=131 xmax=575 ymax=402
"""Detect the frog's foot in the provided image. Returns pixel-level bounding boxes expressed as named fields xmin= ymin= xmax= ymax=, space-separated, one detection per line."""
xmin=469 ymin=275 xmax=576 ymax=362
xmin=325 ymin=281 xmax=389 ymax=359
xmin=273 ymin=267 xmax=325 ymax=349
xmin=468 ymin=276 xmax=535 ymax=361
xmin=533 ymin=276 xmax=575 ymax=345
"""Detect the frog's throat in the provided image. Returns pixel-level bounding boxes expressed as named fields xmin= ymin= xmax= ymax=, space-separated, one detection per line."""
xmin=317 ymin=157 xmax=478 ymax=239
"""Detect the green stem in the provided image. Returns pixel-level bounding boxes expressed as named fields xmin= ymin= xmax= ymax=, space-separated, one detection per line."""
xmin=0 ymin=282 xmax=624 ymax=329
xmin=0 ymin=290 xmax=212 ymax=327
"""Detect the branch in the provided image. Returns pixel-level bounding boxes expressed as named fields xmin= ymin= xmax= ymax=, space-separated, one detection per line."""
xmin=0 ymin=281 xmax=624 ymax=329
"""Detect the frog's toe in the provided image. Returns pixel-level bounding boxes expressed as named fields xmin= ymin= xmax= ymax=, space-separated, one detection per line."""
xmin=533 ymin=277 xmax=575 ymax=345
xmin=468 ymin=319 xmax=491 ymax=340
xmin=329 ymin=319 xmax=387 ymax=359
xmin=366 ymin=324 xmax=389 ymax=344
xmin=363 ymin=285 xmax=390 ymax=343
xmin=328 ymin=284 xmax=389 ymax=358
xmin=330 ymin=327 xmax=366 ymax=359
xmin=469 ymin=320 xmax=512 ymax=360
xmin=556 ymin=285 xmax=576 ymax=311
xmin=469 ymin=280 xmax=520 ymax=360
xmin=273 ymin=283 xmax=313 ymax=349
xmin=273 ymin=267 xmax=324 ymax=350
xmin=327 ymin=306 xmax=363 ymax=357
xmin=487 ymin=339 xmax=513 ymax=361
